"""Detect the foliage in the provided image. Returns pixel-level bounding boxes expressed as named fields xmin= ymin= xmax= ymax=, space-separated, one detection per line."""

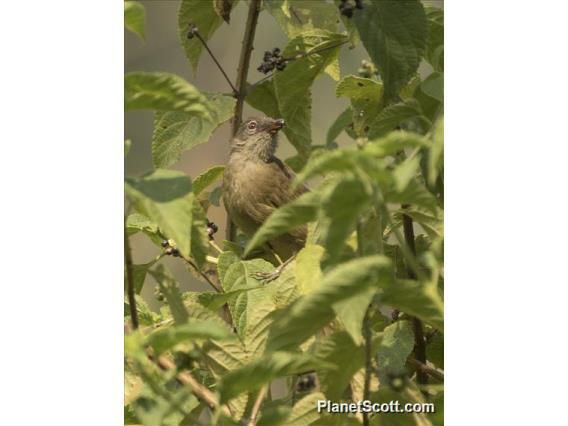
xmin=125 ymin=1 xmax=443 ymax=425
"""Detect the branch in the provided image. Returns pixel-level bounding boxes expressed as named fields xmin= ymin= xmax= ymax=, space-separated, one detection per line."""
xmin=362 ymin=307 xmax=372 ymax=426
xmin=227 ymin=0 xmax=262 ymax=242
xmin=187 ymin=24 xmax=238 ymax=95
xmin=247 ymin=385 xmax=268 ymax=426
xmin=179 ymin=253 xmax=223 ymax=293
xmin=401 ymin=204 xmax=428 ymax=390
xmin=157 ymin=354 xmax=232 ymax=418
xmin=124 ymin=220 xmax=139 ymax=330
xmin=407 ymin=358 xmax=444 ymax=382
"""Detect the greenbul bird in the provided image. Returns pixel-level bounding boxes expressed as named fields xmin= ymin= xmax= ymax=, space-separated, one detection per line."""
xmin=223 ymin=116 xmax=308 ymax=279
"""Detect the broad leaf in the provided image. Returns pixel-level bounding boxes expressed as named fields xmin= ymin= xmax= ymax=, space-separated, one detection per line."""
xmin=193 ymin=165 xmax=225 ymax=196
xmin=367 ymin=99 xmax=428 ymax=139
xmin=428 ymin=116 xmax=444 ymax=186
xmin=152 ymin=94 xmax=235 ymax=168
xmin=376 ymin=320 xmax=415 ymax=383
xmin=219 ymin=352 xmax=326 ymax=403
xmin=336 ymin=75 xmax=384 ymax=136
xmin=295 ymin=244 xmax=325 ymax=295
xmin=125 ymin=72 xmax=210 ymax=116
xmin=381 ymin=279 xmax=444 ymax=331
xmin=150 ymin=265 xmax=188 ymax=325
xmin=421 ymin=71 xmax=444 ymax=103
xmin=178 ymin=0 xmax=234 ymax=72
xmin=326 ymin=107 xmax=353 ymax=146
xmin=126 ymin=213 xmax=162 ymax=246
xmin=147 ymin=321 xmax=231 ymax=355
xmin=274 ymin=30 xmax=348 ymax=157
xmin=317 ymin=178 xmax=372 ymax=262
xmin=124 ymin=1 xmax=146 ymax=41
xmin=244 ymin=190 xmax=322 ymax=257
xmin=353 ymin=0 xmax=428 ymax=101
xmin=266 ymin=255 xmax=392 ymax=352
xmin=265 ymin=0 xmax=338 ymax=39
xmin=125 ymin=169 xmax=208 ymax=266
xmin=425 ymin=7 xmax=444 ymax=71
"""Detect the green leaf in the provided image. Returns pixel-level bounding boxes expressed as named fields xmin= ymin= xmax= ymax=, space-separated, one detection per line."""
xmin=336 ymin=75 xmax=384 ymax=136
xmin=244 ymin=190 xmax=322 ymax=257
xmin=376 ymin=320 xmax=415 ymax=383
xmin=126 ymin=213 xmax=163 ymax=246
xmin=265 ymin=0 xmax=338 ymax=39
xmin=219 ymin=352 xmax=326 ymax=403
xmin=195 ymin=286 xmax=264 ymax=311
xmin=152 ymin=94 xmax=235 ymax=168
xmin=266 ymin=255 xmax=392 ymax=352
xmin=246 ymin=79 xmax=281 ymax=118
xmin=125 ymin=72 xmax=210 ymax=116
xmin=317 ymin=178 xmax=371 ymax=261
xmin=364 ymin=131 xmax=428 ymax=158
xmin=384 ymin=177 xmax=438 ymax=213
xmin=221 ymin=259 xmax=277 ymax=354
xmin=326 ymin=107 xmax=353 ymax=146
xmin=284 ymin=392 xmax=327 ymax=426
xmin=295 ymin=244 xmax=325 ymax=295
xmin=381 ymin=279 xmax=444 ymax=331
xmin=426 ymin=332 xmax=444 ymax=369
xmin=124 ymin=1 xmax=146 ymax=41
xmin=353 ymin=0 xmax=428 ymax=101
xmin=311 ymin=330 xmax=367 ymax=400
xmin=178 ymin=0 xmax=234 ymax=72
xmin=367 ymin=100 xmax=428 ymax=139
xmin=193 ymin=165 xmax=225 ymax=196
xmin=428 ymin=116 xmax=444 ymax=186
xmin=425 ymin=7 xmax=444 ymax=71
xmin=125 ymin=169 xmax=208 ymax=265
xmin=393 ymin=154 xmax=421 ymax=193
xmin=274 ymin=31 xmax=348 ymax=157
xmin=147 ymin=321 xmax=231 ymax=355
xmin=333 ymin=287 xmax=375 ymax=346
xmin=421 ymin=71 xmax=444 ymax=103
xmin=150 ymin=265 xmax=189 ymax=325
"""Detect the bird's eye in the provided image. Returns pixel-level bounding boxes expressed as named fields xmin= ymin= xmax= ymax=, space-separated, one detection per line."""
xmin=247 ymin=121 xmax=257 ymax=130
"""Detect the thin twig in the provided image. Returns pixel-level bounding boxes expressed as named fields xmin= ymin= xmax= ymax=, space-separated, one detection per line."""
xmin=362 ymin=307 xmax=372 ymax=426
xmin=227 ymin=0 xmax=262 ymax=242
xmin=209 ymin=239 xmax=223 ymax=254
xmin=157 ymin=355 xmax=232 ymax=418
xmin=191 ymin=28 xmax=238 ymax=95
xmin=180 ymin=254 xmax=222 ymax=293
xmin=124 ymin=220 xmax=139 ymax=330
xmin=407 ymin=358 xmax=444 ymax=382
xmin=401 ymin=204 xmax=429 ymax=392
xmin=247 ymin=385 xmax=268 ymax=426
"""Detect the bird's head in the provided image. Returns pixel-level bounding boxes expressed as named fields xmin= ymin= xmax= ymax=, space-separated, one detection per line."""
xmin=231 ymin=116 xmax=285 ymax=161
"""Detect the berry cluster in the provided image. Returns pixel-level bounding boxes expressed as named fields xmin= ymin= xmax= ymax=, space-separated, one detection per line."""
xmin=296 ymin=373 xmax=317 ymax=392
xmin=161 ymin=239 xmax=181 ymax=257
xmin=338 ymin=0 xmax=364 ymax=18
xmin=257 ymin=47 xmax=287 ymax=74
xmin=207 ymin=220 xmax=218 ymax=240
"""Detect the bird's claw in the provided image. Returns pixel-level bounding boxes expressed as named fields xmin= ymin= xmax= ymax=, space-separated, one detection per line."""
xmin=252 ymin=268 xmax=282 ymax=284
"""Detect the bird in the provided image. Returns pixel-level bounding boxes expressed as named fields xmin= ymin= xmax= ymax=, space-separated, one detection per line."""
xmin=222 ymin=116 xmax=308 ymax=279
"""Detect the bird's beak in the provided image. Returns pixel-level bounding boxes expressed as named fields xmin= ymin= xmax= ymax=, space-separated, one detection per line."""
xmin=268 ymin=118 xmax=285 ymax=134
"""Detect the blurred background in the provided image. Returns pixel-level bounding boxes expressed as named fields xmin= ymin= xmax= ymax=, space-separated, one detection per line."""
xmin=125 ymin=0 xmax=443 ymax=309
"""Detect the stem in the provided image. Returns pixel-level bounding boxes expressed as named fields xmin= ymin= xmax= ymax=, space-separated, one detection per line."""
xmin=247 ymin=385 xmax=268 ymax=426
xmin=407 ymin=358 xmax=444 ymax=382
xmin=157 ymin=355 xmax=232 ymax=418
xmin=362 ymin=308 xmax=372 ymax=426
xmin=124 ymin=221 xmax=139 ymax=330
xmin=192 ymin=30 xmax=238 ymax=95
xmin=227 ymin=0 xmax=262 ymax=242
xmin=180 ymin=254 xmax=222 ymax=293
xmin=401 ymin=205 xmax=429 ymax=390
